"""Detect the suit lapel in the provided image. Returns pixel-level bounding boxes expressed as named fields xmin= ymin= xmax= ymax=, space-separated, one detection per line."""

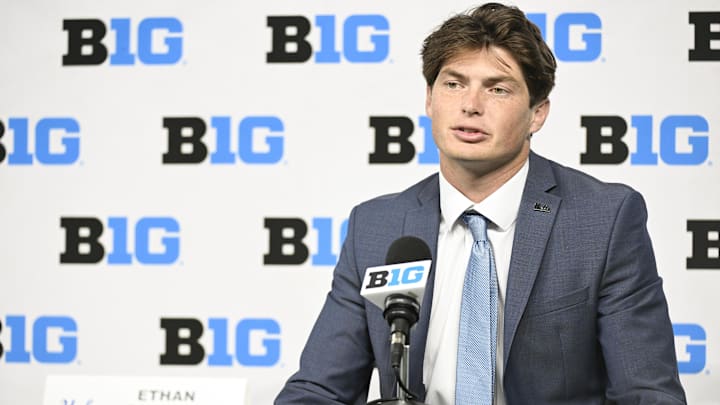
xmin=396 ymin=156 xmax=560 ymax=394
xmin=401 ymin=175 xmax=440 ymax=399
xmin=503 ymin=153 xmax=561 ymax=369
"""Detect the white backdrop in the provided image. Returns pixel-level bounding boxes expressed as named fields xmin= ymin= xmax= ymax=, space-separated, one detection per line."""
xmin=1 ymin=0 xmax=719 ymax=404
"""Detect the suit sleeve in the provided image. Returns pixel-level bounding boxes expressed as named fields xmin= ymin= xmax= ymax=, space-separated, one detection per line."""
xmin=597 ymin=190 xmax=687 ymax=404
xmin=275 ymin=206 xmax=375 ymax=405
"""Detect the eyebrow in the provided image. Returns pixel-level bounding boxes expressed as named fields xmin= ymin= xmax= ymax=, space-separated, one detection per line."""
xmin=483 ymin=75 xmax=521 ymax=88
xmin=438 ymin=68 xmax=470 ymax=82
xmin=438 ymin=68 xmax=521 ymax=88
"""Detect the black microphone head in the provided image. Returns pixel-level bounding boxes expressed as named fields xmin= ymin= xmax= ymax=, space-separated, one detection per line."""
xmin=385 ymin=236 xmax=432 ymax=265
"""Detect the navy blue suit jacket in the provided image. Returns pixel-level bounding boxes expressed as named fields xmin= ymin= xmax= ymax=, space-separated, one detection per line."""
xmin=276 ymin=152 xmax=686 ymax=404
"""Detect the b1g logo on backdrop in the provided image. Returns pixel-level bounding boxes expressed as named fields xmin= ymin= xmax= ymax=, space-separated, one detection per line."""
xmin=0 ymin=315 xmax=78 ymax=364
xmin=673 ymin=323 xmax=707 ymax=374
xmin=368 ymin=116 xmax=438 ymax=165
xmin=580 ymin=115 xmax=710 ymax=165
xmin=0 ymin=117 xmax=80 ymax=165
xmin=264 ymin=217 xmax=348 ymax=266
xmin=687 ymin=220 xmax=720 ymax=270
xmin=689 ymin=12 xmax=720 ymax=61
xmin=63 ymin=17 xmax=183 ymax=66
xmin=526 ymin=12 xmax=602 ymax=62
xmin=60 ymin=216 xmax=180 ymax=265
xmin=162 ymin=116 xmax=284 ymax=164
xmin=266 ymin=14 xmax=389 ymax=63
xmin=160 ymin=317 xmax=280 ymax=367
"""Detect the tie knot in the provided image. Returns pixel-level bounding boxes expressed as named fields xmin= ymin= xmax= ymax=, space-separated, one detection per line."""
xmin=462 ymin=211 xmax=488 ymax=242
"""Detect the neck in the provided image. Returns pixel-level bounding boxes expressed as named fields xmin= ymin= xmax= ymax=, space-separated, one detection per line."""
xmin=441 ymin=153 xmax=528 ymax=203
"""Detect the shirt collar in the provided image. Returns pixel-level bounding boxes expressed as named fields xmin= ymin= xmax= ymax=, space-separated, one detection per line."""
xmin=439 ymin=159 xmax=529 ymax=232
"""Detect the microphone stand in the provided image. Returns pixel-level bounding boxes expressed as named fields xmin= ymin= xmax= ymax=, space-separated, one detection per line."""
xmin=367 ymin=295 xmax=429 ymax=405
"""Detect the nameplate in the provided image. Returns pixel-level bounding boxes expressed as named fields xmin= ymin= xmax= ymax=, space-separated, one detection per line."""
xmin=43 ymin=375 xmax=247 ymax=405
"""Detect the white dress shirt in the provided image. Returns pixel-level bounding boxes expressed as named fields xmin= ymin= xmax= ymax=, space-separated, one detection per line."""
xmin=423 ymin=160 xmax=528 ymax=405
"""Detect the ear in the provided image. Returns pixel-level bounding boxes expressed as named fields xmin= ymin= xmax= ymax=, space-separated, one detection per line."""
xmin=529 ymin=99 xmax=550 ymax=134
xmin=425 ymin=85 xmax=433 ymax=117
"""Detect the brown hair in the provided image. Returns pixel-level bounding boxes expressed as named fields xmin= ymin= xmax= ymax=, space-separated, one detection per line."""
xmin=421 ymin=2 xmax=556 ymax=107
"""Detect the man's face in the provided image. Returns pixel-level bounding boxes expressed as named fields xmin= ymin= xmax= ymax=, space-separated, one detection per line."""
xmin=425 ymin=46 xmax=549 ymax=178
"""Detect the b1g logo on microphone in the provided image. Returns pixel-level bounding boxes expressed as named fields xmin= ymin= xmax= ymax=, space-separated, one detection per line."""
xmin=60 ymin=217 xmax=180 ymax=265
xmin=0 ymin=315 xmax=78 ymax=364
xmin=368 ymin=116 xmax=438 ymax=165
xmin=526 ymin=12 xmax=602 ymax=62
xmin=162 ymin=116 xmax=284 ymax=164
xmin=63 ymin=18 xmax=183 ymax=66
xmin=580 ymin=115 xmax=710 ymax=165
xmin=160 ymin=317 xmax=280 ymax=367
xmin=360 ymin=260 xmax=431 ymax=309
xmin=687 ymin=220 xmax=720 ymax=270
xmin=0 ymin=117 xmax=80 ymax=166
xmin=689 ymin=12 xmax=720 ymax=61
xmin=264 ymin=217 xmax=348 ymax=266
xmin=673 ymin=323 xmax=706 ymax=374
xmin=266 ymin=14 xmax=390 ymax=63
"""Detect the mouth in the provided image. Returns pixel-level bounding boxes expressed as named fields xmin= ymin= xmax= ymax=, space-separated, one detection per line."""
xmin=455 ymin=126 xmax=482 ymax=133
xmin=451 ymin=125 xmax=490 ymax=141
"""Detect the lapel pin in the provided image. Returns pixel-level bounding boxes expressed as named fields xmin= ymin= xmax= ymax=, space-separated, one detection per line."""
xmin=533 ymin=202 xmax=551 ymax=213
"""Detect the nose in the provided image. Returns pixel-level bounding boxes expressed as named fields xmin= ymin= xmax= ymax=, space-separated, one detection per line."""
xmin=461 ymin=90 xmax=483 ymax=116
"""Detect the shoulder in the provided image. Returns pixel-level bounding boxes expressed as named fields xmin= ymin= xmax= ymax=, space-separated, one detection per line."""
xmin=538 ymin=153 xmax=639 ymax=199
xmin=353 ymin=173 xmax=439 ymax=214
xmin=529 ymin=152 xmax=647 ymax=216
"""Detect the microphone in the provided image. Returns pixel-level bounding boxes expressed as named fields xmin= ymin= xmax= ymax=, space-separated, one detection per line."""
xmin=360 ymin=236 xmax=432 ymax=393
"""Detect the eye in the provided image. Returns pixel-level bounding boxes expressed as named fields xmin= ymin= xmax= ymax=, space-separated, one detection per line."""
xmin=490 ymin=87 xmax=509 ymax=95
xmin=444 ymin=80 xmax=462 ymax=90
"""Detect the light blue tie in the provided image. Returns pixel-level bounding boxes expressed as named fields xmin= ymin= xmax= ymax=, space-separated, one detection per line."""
xmin=456 ymin=211 xmax=498 ymax=405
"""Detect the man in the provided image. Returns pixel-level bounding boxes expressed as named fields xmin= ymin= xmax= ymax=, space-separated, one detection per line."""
xmin=275 ymin=3 xmax=686 ymax=404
